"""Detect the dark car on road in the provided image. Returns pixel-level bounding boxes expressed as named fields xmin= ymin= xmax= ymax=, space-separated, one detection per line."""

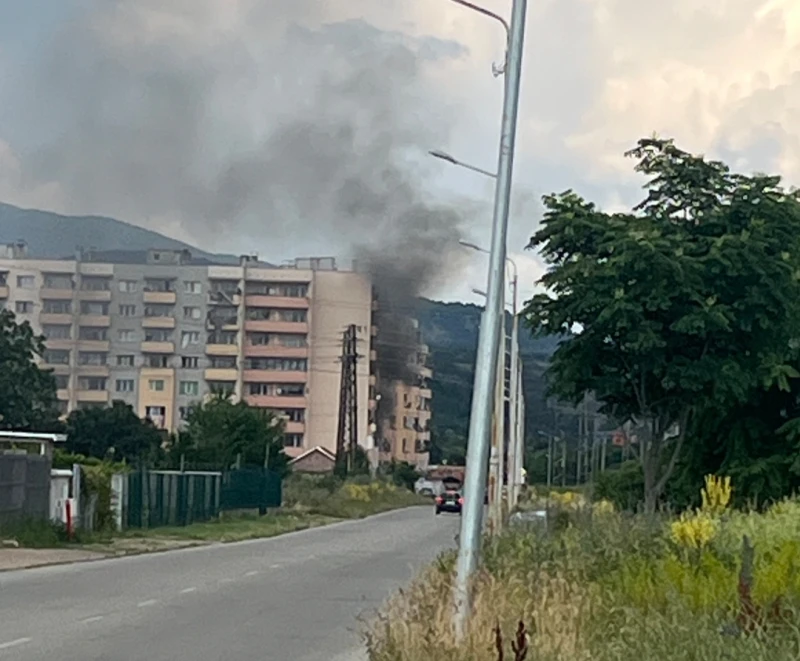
xmin=435 ymin=490 xmax=463 ymax=515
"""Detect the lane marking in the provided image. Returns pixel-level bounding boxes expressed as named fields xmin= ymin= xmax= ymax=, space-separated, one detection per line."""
xmin=0 ymin=638 xmax=32 ymax=650
xmin=220 ymin=578 xmax=234 ymax=584
xmin=269 ymin=564 xmax=281 ymax=569
xmin=80 ymin=616 xmax=104 ymax=624
xmin=180 ymin=587 xmax=197 ymax=594
xmin=137 ymin=599 xmax=158 ymax=608
xmin=244 ymin=570 xmax=259 ymax=577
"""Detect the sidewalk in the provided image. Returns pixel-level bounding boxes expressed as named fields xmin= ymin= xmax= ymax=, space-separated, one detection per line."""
xmin=0 ymin=548 xmax=106 ymax=571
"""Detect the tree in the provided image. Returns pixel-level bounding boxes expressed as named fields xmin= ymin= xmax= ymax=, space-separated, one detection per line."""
xmin=524 ymin=137 xmax=800 ymax=511
xmin=0 ymin=309 xmax=60 ymax=430
xmin=177 ymin=395 xmax=289 ymax=476
xmin=65 ymin=400 xmax=164 ymax=463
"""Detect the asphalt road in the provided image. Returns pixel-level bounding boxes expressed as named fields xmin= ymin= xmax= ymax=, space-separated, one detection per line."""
xmin=0 ymin=507 xmax=460 ymax=661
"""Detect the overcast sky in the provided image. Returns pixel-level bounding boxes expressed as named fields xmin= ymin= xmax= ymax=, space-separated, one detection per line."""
xmin=1 ymin=0 xmax=798 ymax=304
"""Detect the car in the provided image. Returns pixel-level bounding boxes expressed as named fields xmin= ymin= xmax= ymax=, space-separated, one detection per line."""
xmin=435 ymin=490 xmax=463 ymax=515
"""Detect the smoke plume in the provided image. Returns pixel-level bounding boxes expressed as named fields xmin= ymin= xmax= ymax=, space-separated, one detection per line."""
xmin=14 ymin=2 xmax=474 ymax=385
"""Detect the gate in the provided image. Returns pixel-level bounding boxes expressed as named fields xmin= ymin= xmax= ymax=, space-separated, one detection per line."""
xmin=220 ymin=468 xmax=282 ymax=513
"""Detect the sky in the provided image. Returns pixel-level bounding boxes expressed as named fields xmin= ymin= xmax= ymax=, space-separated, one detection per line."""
xmin=1 ymin=0 xmax=799 ymax=305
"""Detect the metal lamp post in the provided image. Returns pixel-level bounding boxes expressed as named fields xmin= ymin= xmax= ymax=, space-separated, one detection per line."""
xmin=434 ymin=0 xmax=528 ymax=639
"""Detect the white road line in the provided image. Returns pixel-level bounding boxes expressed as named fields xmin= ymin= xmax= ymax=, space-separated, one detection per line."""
xmin=244 ymin=570 xmax=259 ymax=577
xmin=269 ymin=564 xmax=281 ymax=569
xmin=180 ymin=587 xmax=197 ymax=594
xmin=0 ymin=637 xmax=32 ymax=650
xmin=137 ymin=599 xmax=158 ymax=608
xmin=219 ymin=578 xmax=234 ymax=584
xmin=80 ymin=616 xmax=104 ymax=624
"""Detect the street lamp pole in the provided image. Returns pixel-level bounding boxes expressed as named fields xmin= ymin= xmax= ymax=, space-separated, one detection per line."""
xmin=446 ymin=0 xmax=528 ymax=640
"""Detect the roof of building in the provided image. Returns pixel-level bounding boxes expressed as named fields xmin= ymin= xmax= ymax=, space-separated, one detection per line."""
xmin=288 ymin=446 xmax=337 ymax=464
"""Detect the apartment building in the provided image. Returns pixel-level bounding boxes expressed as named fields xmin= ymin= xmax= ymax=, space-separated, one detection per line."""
xmin=378 ymin=320 xmax=432 ymax=471
xmin=0 ymin=245 xmax=374 ymax=458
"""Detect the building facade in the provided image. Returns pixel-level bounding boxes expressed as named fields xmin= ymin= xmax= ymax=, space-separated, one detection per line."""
xmin=0 ymin=246 xmax=376 ymax=459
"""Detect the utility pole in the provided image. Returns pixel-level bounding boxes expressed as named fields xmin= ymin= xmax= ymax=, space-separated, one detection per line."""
xmin=506 ymin=271 xmax=520 ymax=509
xmin=453 ymin=0 xmax=528 ymax=639
xmin=335 ymin=324 xmax=359 ymax=475
xmin=489 ymin=333 xmax=505 ymax=533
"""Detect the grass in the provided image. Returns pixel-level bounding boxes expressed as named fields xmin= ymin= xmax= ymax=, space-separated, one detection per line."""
xmin=365 ymin=483 xmax=800 ymax=661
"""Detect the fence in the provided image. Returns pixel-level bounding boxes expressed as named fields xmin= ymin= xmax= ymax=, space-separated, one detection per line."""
xmin=122 ymin=467 xmax=283 ymax=529
xmin=0 ymin=454 xmax=51 ymax=523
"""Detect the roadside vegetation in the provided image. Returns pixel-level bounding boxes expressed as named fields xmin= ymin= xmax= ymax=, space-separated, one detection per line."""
xmin=366 ymin=476 xmax=800 ymax=660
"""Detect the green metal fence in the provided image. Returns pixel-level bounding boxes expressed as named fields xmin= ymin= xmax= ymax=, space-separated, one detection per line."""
xmin=220 ymin=468 xmax=282 ymax=513
xmin=124 ymin=468 xmax=282 ymax=529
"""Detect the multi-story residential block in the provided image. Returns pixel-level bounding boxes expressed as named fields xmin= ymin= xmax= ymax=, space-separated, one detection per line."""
xmin=378 ymin=319 xmax=432 ymax=471
xmin=0 ymin=245 xmax=376 ymax=459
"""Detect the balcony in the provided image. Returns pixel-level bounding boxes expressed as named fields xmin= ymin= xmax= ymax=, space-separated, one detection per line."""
xmin=206 ymin=343 xmax=238 ymax=356
xmin=204 ymin=368 xmax=239 ymax=382
xmin=243 ymin=370 xmax=306 ymax=384
xmin=56 ymin=389 xmax=70 ymax=401
xmin=243 ymin=345 xmax=308 ymax=359
xmin=76 ymin=390 xmax=109 ymax=403
xmin=77 ymin=290 xmax=112 ymax=302
xmin=245 ymin=394 xmax=307 ymax=409
xmin=420 ymin=388 xmax=432 ymax=400
xmin=40 ymin=313 xmax=73 ymax=325
xmin=143 ymin=291 xmax=177 ymax=304
xmin=141 ymin=341 xmax=175 ymax=354
xmin=244 ymin=320 xmax=308 ymax=334
xmin=284 ymin=421 xmax=305 ymax=434
xmin=77 ymin=340 xmax=110 ymax=352
xmin=369 ymin=349 xmax=377 ymax=361
xmin=40 ymin=288 xmax=72 ymax=300
xmin=79 ymin=315 xmax=111 ymax=327
xmin=143 ymin=316 xmax=176 ymax=329
xmin=75 ymin=366 xmax=110 ymax=377
xmin=245 ymin=295 xmax=309 ymax=309
xmin=45 ymin=339 xmax=74 ymax=351
xmin=0 ymin=285 xmax=8 ymax=298
xmin=418 ymin=366 xmax=433 ymax=380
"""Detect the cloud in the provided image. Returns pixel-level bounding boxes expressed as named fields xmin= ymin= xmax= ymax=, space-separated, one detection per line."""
xmin=2 ymin=0 xmax=800 ymax=305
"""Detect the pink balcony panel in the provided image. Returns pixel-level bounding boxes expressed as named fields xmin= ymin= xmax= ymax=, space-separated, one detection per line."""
xmin=243 ymin=370 xmax=307 ymax=384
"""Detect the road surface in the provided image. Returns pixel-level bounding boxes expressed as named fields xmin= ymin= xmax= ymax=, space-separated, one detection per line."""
xmin=0 ymin=507 xmax=459 ymax=661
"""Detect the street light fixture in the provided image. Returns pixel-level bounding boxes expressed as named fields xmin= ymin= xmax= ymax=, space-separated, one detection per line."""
xmin=446 ymin=0 xmax=528 ymax=640
xmin=429 ymin=150 xmax=498 ymax=179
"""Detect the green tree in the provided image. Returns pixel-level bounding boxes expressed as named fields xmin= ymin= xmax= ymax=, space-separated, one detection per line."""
xmin=177 ymin=395 xmax=289 ymax=476
xmin=65 ymin=400 xmax=163 ymax=463
xmin=0 ymin=309 xmax=60 ymax=430
xmin=524 ymin=137 xmax=800 ymax=511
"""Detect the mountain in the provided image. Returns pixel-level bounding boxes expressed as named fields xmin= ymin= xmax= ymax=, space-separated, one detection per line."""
xmin=0 ymin=202 xmax=233 ymax=262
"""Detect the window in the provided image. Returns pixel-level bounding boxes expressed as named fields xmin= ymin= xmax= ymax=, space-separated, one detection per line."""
xmin=144 ymin=329 xmax=172 ymax=342
xmin=43 ymin=325 xmax=71 ymax=340
xmin=80 ymin=276 xmax=111 ymax=291
xmin=117 ymin=329 xmax=137 ymax=342
xmin=16 ymin=275 xmax=34 ymax=289
xmin=284 ymin=434 xmax=304 ymax=448
xmin=181 ymin=331 xmax=200 ymax=347
xmin=118 ymin=304 xmax=136 ymax=317
xmin=281 ymin=408 xmax=305 ymax=422
xmin=246 ymin=308 xmax=270 ymax=321
xmin=43 ymin=300 xmax=71 ymax=314
xmin=44 ymin=349 xmax=70 ymax=365
xmin=247 ymin=332 xmax=270 ymax=346
xmin=144 ymin=304 xmax=173 ymax=317
xmin=43 ymin=274 xmax=73 ymax=289
xmin=209 ymin=356 xmax=236 ymax=369
xmin=208 ymin=306 xmax=237 ymax=326
xmin=54 ymin=374 xmax=70 ymax=389
xmin=78 ymin=352 xmax=107 ymax=366
xmin=118 ymin=280 xmax=138 ymax=293
xmin=181 ymin=356 xmax=199 ymax=369
xmin=245 ymin=282 xmax=308 ymax=297
xmin=149 ymin=379 xmax=165 ymax=392
xmin=244 ymin=357 xmax=307 ymax=371
xmin=247 ymin=382 xmax=304 ymax=397
xmin=209 ymin=280 xmax=238 ymax=296
xmin=78 ymin=377 xmax=107 ymax=391
xmin=145 ymin=354 xmax=169 ymax=368
xmin=116 ymin=355 xmax=135 ymax=367
xmin=79 ymin=327 xmax=108 ymax=341
xmin=14 ymin=301 xmax=33 ymax=314
xmin=278 ymin=334 xmax=307 ymax=347
xmin=179 ymin=381 xmax=199 ymax=396
xmin=183 ymin=306 xmax=201 ymax=320
xmin=207 ymin=381 xmax=235 ymax=396
xmin=144 ymin=279 xmax=174 ymax=293
xmin=116 ymin=379 xmax=135 ymax=393
xmin=56 ymin=400 xmax=69 ymax=415
xmin=80 ymin=301 xmax=109 ymax=315
xmin=184 ymin=281 xmax=202 ymax=294
xmin=179 ymin=406 xmax=193 ymax=421
xmin=146 ymin=406 xmax=166 ymax=428
xmin=207 ymin=331 xmax=237 ymax=345
xmin=278 ymin=309 xmax=307 ymax=322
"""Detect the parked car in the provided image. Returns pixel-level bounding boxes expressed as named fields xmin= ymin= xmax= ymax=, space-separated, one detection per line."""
xmin=435 ymin=490 xmax=463 ymax=515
